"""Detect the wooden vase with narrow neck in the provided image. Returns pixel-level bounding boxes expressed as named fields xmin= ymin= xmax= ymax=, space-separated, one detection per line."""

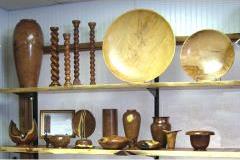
xmin=122 ymin=109 xmax=141 ymax=148
xmin=13 ymin=19 xmax=43 ymax=87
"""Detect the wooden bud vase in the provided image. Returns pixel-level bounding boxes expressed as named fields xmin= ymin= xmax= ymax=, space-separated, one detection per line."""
xmin=102 ymin=109 xmax=118 ymax=137
xmin=13 ymin=19 xmax=43 ymax=87
xmin=151 ymin=116 xmax=171 ymax=148
xmin=123 ymin=109 xmax=141 ymax=148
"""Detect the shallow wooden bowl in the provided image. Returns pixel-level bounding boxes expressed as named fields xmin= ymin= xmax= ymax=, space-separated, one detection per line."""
xmin=180 ymin=29 xmax=234 ymax=81
xmin=48 ymin=135 xmax=70 ymax=148
xmin=98 ymin=135 xmax=129 ymax=149
xmin=137 ymin=140 xmax=161 ymax=150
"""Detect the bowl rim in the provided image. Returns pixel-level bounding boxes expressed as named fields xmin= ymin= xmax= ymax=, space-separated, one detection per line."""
xmin=98 ymin=136 xmax=129 ymax=146
xmin=186 ymin=130 xmax=215 ymax=136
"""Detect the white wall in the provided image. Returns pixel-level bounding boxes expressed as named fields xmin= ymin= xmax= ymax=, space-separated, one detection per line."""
xmin=0 ymin=8 xmax=10 ymax=159
xmin=4 ymin=0 xmax=240 ymax=159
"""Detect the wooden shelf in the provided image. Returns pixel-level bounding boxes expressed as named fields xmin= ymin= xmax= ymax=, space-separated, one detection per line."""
xmin=1 ymin=80 xmax=240 ymax=94
xmin=43 ymin=33 xmax=240 ymax=54
xmin=1 ymin=146 xmax=240 ymax=158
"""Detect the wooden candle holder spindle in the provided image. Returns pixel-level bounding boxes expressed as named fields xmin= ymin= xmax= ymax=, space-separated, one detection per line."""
xmin=63 ymin=33 xmax=72 ymax=87
xmin=49 ymin=27 xmax=61 ymax=87
xmin=72 ymin=20 xmax=81 ymax=85
xmin=88 ymin=22 xmax=96 ymax=85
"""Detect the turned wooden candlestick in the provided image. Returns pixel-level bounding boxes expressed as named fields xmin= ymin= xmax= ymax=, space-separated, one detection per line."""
xmin=63 ymin=33 xmax=72 ymax=87
xmin=72 ymin=20 xmax=81 ymax=85
xmin=49 ymin=27 xmax=61 ymax=87
xmin=88 ymin=22 xmax=96 ymax=85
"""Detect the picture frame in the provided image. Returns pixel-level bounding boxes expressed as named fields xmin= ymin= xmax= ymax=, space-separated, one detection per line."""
xmin=40 ymin=110 xmax=75 ymax=138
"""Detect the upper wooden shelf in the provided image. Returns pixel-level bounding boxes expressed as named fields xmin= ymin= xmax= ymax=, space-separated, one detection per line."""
xmin=1 ymin=146 xmax=240 ymax=158
xmin=1 ymin=80 xmax=240 ymax=94
xmin=43 ymin=33 xmax=240 ymax=54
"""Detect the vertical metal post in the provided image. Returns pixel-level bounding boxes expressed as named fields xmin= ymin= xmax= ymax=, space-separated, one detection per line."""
xmin=154 ymin=77 xmax=160 ymax=160
xmin=154 ymin=77 xmax=159 ymax=117
xmin=32 ymin=93 xmax=38 ymax=159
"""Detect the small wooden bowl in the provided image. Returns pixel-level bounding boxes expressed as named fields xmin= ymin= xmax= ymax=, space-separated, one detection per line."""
xmin=137 ymin=140 xmax=161 ymax=150
xmin=98 ymin=135 xmax=129 ymax=149
xmin=186 ymin=131 xmax=214 ymax=151
xmin=48 ymin=135 xmax=70 ymax=148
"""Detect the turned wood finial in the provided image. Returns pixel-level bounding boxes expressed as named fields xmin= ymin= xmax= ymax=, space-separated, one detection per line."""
xmin=63 ymin=33 xmax=72 ymax=87
xmin=88 ymin=22 xmax=96 ymax=85
xmin=72 ymin=20 xmax=81 ymax=85
xmin=49 ymin=27 xmax=61 ymax=87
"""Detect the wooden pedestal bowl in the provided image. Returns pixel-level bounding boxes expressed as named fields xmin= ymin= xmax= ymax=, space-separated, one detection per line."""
xmin=186 ymin=131 xmax=214 ymax=151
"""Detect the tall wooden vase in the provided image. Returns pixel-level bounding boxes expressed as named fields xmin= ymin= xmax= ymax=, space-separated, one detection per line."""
xmin=102 ymin=109 xmax=118 ymax=137
xmin=123 ymin=109 xmax=141 ymax=148
xmin=13 ymin=19 xmax=43 ymax=87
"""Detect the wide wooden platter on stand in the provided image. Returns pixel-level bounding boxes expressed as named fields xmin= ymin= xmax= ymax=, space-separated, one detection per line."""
xmin=73 ymin=110 xmax=96 ymax=138
xmin=180 ymin=29 xmax=234 ymax=81
xmin=103 ymin=9 xmax=175 ymax=83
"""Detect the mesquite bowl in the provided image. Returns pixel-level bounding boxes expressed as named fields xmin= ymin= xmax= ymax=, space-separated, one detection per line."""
xmin=186 ymin=131 xmax=214 ymax=151
xmin=48 ymin=135 xmax=70 ymax=148
xmin=98 ymin=135 xmax=129 ymax=149
xmin=137 ymin=140 xmax=161 ymax=150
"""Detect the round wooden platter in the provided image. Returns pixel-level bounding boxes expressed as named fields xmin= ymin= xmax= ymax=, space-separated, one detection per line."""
xmin=73 ymin=110 xmax=96 ymax=138
xmin=180 ymin=29 xmax=234 ymax=81
xmin=103 ymin=9 xmax=175 ymax=83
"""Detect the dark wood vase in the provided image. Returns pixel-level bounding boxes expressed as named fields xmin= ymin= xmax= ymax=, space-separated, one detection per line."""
xmin=102 ymin=109 xmax=118 ymax=137
xmin=151 ymin=116 xmax=171 ymax=148
xmin=123 ymin=109 xmax=141 ymax=148
xmin=13 ymin=19 xmax=43 ymax=87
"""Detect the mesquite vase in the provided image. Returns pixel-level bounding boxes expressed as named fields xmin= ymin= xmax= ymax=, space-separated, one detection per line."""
xmin=13 ymin=19 xmax=43 ymax=87
xmin=151 ymin=116 xmax=171 ymax=148
xmin=123 ymin=109 xmax=141 ymax=148
xmin=102 ymin=109 xmax=118 ymax=137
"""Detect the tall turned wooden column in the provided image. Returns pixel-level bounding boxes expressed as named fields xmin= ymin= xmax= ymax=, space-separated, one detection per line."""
xmin=63 ymin=33 xmax=72 ymax=87
xmin=88 ymin=22 xmax=96 ymax=85
xmin=72 ymin=20 xmax=81 ymax=85
xmin=49 ymin=27 xmax=61 ymax=87
xmin=19 ymin=93 xmax=38 ymax=159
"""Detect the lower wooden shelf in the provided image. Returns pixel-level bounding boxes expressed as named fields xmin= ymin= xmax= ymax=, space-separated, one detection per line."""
xmin=1 ymin=146 xmax=240 ymax=158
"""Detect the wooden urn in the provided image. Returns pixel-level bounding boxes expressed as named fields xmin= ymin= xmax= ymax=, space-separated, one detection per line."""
xmin=123 ymin=109 xmax=141 ymax=148
xmin=13 ymin=19 xmax=43 ymax=87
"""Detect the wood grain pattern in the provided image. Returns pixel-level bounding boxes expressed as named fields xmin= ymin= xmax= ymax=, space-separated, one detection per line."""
xmin=1 ymin=146 xmax=240 ymax=158
xmin=103 ymin=9 xmax=175 ymax=82
xmin=180 ymin=30 xmax=234 ymax=81
xmin=73 ymin=110 xmax=96 ymax=138
xmin=2 ymin=80 xmax=240 ymax=93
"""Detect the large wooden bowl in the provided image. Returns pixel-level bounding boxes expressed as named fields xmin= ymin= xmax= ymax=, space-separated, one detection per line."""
xmin=103 ymin=9 xmax=175 ymax=83
xmin=180 ymin=29 xmax=234 ymax=81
